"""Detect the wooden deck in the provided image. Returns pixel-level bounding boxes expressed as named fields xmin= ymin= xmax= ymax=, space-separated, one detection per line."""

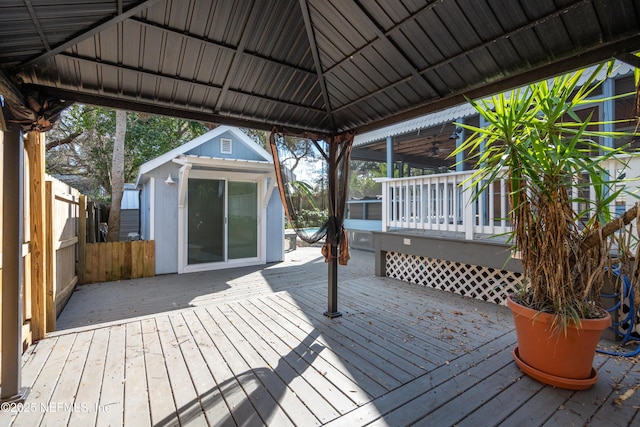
xmin=2 ymin=247 xmax=639 ymax=426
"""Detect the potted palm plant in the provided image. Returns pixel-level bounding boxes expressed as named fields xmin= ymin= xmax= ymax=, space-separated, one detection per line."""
xmin=453 ymin=62 xmax=639 ymax=390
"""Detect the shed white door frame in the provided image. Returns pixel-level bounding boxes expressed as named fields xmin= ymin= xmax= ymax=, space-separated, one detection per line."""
xmin=176 ymin=163 xmax=272 ymax=273
xmin=148 ymin=176 xmax=155 ymax=240
xmin=176 ymin=164 xmax=192 ymax=273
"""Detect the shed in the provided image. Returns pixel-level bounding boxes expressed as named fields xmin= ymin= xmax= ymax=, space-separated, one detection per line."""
xmin=119 ymin=183 xmax=140 ymax=241
xmin=136 ymin=126 xmax=284 ymax=274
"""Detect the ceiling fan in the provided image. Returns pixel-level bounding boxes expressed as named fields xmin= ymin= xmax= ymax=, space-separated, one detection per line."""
xmin=429 ymin=141 xmax=439 ymax=157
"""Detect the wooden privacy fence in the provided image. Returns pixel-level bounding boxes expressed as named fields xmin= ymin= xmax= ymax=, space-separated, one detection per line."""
xmin=81 ymin=240 xmax=155 ymax=284
xmin=45 ymin=176 xmax=83 ymax=332
xmin=3 ymin=130 xmax=152 ymax=351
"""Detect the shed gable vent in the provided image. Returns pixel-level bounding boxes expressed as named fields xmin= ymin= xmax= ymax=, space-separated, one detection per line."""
xmin=220 ymin=138 xmax=232 ymax=154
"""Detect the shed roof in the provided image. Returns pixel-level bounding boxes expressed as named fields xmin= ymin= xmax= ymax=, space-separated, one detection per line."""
xmin=135 ymin=125 xmax=272 ymax=185
xmin=2 ymin=1 xmax=640 ymax=136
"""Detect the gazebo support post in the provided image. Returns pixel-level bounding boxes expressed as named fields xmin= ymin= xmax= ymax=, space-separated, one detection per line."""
xmin=324 ymin=137 xmax=342 ymax=318
xmin=325 ymin=239 xmax=341 ymax=318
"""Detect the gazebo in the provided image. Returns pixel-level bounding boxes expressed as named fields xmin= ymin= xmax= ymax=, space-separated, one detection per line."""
xmin=2 ymin=0 xmax=640 ymax=404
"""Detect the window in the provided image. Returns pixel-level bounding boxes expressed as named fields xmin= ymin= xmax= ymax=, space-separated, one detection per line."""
xmin=614 ymin=76 xmax=636 ymax=149
xmin=220 ymin=138 xmax=232 ymax=154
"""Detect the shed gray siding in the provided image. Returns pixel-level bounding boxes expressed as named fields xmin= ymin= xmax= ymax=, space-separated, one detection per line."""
xmin=185 ymin=130 xmax=264 ymax=161
xmin=150 ymin=163 xmax=180 ymax=275
xmin=137 ymin=126 xmax=284 ymax=274
xmin=118 ymin=210 xmax=140 ymax=241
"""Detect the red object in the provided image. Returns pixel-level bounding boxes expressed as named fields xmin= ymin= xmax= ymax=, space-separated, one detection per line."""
xmin=506 ymin=295 xmax=611 ymax=390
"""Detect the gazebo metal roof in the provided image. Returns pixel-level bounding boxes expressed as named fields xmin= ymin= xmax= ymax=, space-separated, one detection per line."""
xmin=2 ymin=0 xmax=640 ymax=135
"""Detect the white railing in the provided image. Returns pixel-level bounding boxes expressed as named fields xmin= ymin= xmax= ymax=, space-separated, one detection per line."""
xmin=377 ymin=170 xmax=511 ymax=239
xmin=377 ymin=156 xmax=640 ymax=240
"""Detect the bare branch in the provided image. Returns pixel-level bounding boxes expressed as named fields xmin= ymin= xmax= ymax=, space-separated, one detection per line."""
xmin=45 ymin=131 xmax=83 ymax=151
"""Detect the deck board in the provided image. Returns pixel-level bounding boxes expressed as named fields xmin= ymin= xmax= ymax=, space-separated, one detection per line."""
xmin=123 ymin=321 xmax=151 ymax=426
xmin=237 ymin=299 xmax=361 ymax=414
xmin=202 ymin=306 xmax=294 ymax=427
xmin=456 ymin=369 xmax=541 ymax=427
xmin=5 ymin=247 xmax=640 ymax=426
xmin=96 ymin=324 xmax=125 ymax=427
xmin=268 ymin=293 xmax=408 ymax=390
xmin=583 ymin=355 xmax=640 ymax=426
xmin=252 ymin=295 xmax=388 ymax=400
xmin=184 ymin=310 xmax=251 ymax=427
xmin=324 ymin=332 xmax=517 ymax=426
xmin=288 ymin=284 xmax=445 ymax=369
xmin=140 ymin=318 xmax=179 ymax=427
xmin=41 ymin=331 xmax=94 ymax=427
xmin=169 ymin=312 xmax=233 ymax=427
xmin=229 ymin=302 xmax=343 ymax=423
xmin=68 ymin=328 xmax=110 ymax=427
xmin=498 ymin=382 xmax=574 ymax=426
xmin=154 ymin=315 xmax=209 ymax=427
xmin=278 ymin=289 xmax=432 ymax=376
xmin=216 ymin=304 xmax=321 ymax=426
xmin=11 ymin=333 xmax=77 ymax=427
xmin=344 ymin=277 xmax=508 ymax=348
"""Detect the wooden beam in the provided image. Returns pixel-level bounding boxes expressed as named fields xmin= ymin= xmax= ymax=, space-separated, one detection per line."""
xmin=25 ymin=131 xmax=47 ymax=340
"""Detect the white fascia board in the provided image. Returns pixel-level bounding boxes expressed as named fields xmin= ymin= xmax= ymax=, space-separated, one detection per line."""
xmin=172 ymin=155 xmax=274 ymax=173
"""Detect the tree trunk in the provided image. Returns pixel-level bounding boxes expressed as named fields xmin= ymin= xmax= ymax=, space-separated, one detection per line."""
xmin=107 ymin=110 xmax=126 ymax=242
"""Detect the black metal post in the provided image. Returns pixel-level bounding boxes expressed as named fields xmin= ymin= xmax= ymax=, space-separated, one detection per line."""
xmin=324 ymin=234 xmax=341 ymax=318
xmin=324 ymin=138 xmax=342 ymax=318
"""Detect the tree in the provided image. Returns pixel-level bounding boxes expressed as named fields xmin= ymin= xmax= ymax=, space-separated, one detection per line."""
xmin=46 ymin=105 xmax=209 ymax=202
xmin=106 ymin=110 xmax=126 ymax=241
xmin=347 ymin=160 xmax=384 ymax=199
xmin=242 ymin=128 xmax=268 ymax=149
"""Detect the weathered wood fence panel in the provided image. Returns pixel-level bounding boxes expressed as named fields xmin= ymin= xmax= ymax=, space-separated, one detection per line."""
xmin=82 ymin=240 xmax=155 ymax=284
xmin=45 ymin=175 xmax=82 ymax=332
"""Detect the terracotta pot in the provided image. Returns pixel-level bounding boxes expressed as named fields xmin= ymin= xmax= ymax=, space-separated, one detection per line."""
xmin=506 ymin=295 xmax=611 ymax=390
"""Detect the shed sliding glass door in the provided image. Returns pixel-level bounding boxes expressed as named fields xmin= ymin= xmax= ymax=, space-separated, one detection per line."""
xmin=187 ymin=178 xmax=257 ymax=265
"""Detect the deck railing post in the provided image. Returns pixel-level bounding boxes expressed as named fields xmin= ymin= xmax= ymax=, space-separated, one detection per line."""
xmin=463 ymin=180 xmax=474 ymax=240
xmin=381 ymin=181 xmax=388 ymax=232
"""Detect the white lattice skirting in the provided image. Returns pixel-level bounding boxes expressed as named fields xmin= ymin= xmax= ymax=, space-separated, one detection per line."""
xmin=385 ymin=251 xmax=522 ymax=305
xmin=385 ymin=252 xmax=640 ymax=341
